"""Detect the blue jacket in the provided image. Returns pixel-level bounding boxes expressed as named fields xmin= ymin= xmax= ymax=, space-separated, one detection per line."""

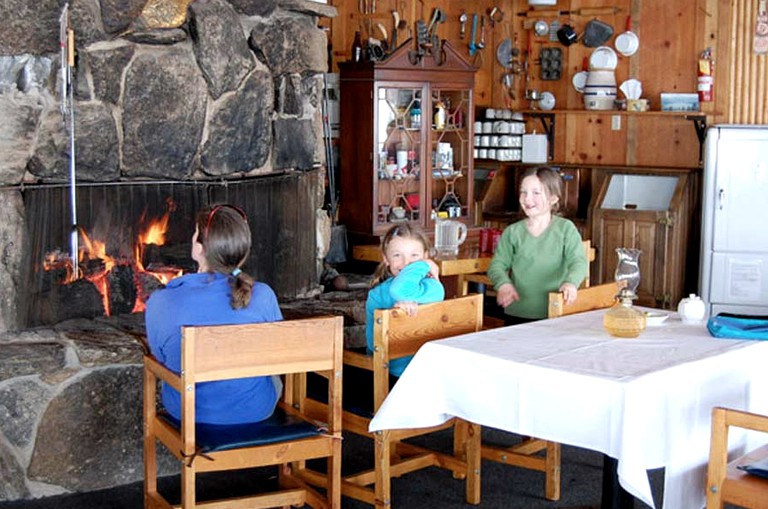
xmin=365 ymin=260 xmax=445 ymax=376
xmin=145 ymin=272 xmax=283 ymax=425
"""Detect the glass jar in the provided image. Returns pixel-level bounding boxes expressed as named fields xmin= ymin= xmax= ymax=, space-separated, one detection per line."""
xmin=604 ymin=292 xmax=647 ymax=338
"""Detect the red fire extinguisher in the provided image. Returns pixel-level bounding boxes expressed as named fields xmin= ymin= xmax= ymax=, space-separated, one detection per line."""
xmin=697 ymin=47 xmax=714 ymax=102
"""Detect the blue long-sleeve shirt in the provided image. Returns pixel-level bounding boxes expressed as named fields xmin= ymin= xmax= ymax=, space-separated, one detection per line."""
xmin=365 ymin=260 xmax=445 ymax=376
xmin=145 ymin=272 xmax=283 ymax=425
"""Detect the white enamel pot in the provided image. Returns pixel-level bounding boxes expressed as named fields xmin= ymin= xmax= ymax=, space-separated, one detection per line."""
xmin=615 ymin=16 xmax=639 ymax=57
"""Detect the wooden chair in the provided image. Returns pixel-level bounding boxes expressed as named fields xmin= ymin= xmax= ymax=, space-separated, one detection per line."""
xmin=302 ymin=294 xmax=483 ymax=507
xmin=706 ymin=407 xmax=768 ymax=509
xmin=547 ymin=280 xmax=624 ymax=318
xmin=143 ymin=316 xmax=344 ymax=509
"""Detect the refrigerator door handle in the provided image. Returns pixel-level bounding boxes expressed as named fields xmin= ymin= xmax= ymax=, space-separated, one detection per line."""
xmin=718 ymin=188 xmax=725 ymax=210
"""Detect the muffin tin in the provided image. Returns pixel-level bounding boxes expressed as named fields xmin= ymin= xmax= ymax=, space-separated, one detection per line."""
xmin=540 ymin=47 xmax=563 ymax=81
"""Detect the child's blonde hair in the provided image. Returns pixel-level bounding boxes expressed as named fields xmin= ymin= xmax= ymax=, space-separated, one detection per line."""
xmin=370 ymin=223 xmax=431 ymax=287
xmin=521 ymin=166 xmax=564 ymax=214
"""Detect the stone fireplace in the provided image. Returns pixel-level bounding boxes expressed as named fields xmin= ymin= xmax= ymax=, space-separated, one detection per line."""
xmin=0 ymin=0 xmax=340 ymax=500
xmin=0 ymin=0 xmax=338 ymax=331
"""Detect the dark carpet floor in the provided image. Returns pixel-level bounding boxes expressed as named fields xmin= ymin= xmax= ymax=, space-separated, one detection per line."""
xmin=0 ymin=428 xmax=666 ymax=509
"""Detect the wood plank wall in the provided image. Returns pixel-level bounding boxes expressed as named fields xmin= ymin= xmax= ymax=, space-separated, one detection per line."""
xmin=725 ymin=0 xmax=768 ymax=123
xmin=327 ymin=0 xmax=764 ymax=169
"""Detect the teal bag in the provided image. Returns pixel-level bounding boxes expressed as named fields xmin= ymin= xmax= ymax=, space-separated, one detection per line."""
xmin=707 ymin=313 xmax=768 ymax=340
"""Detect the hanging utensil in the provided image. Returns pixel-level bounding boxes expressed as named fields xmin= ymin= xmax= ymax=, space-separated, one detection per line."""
xmin=459 ymin=11 xmax=467 ymax=39
xmin=469 ymin=13 xmax=478 ymax=57
xmin=583 ymin=18 xmax=614 ymax=48
xmin=478 ymin=15 xmax=486 ymax=49
xmin=572 ymin=56 xmax=589 ymax=93
xmin=496 ymin=38 xmax=513 ymax=67
xmin=615 ymin=16 xmax=639 ymax=57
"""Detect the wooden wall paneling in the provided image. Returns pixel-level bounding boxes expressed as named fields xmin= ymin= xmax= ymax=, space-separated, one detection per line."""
xmin=637 ymin=1 xmax=699 ymax=111
xmin=563 ymin=114 xmax=628 ymax=165
xmin=634 ymin=117 xmax=700 ymax=168
xmin=724 ymin=0 xmax=768 ymax=123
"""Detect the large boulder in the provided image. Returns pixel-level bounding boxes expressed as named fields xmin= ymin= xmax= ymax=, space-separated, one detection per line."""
xmin=201 ymin=69 xmax=274 ymax=175
xmin=121 ymin=45 xmax=207 ymax=179
xmin=189 ymin=0 xmax=255 ymax=99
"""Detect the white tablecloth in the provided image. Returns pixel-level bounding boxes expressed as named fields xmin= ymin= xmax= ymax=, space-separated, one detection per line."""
xmin=369 ymin=309 xmax=768 ymax=509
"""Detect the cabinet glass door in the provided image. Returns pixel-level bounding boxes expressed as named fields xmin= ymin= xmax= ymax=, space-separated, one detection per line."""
xmin=375 ymin=85 xmax=423 ymax=230
xmin=429 ymin=88 xmax=472 ymax=222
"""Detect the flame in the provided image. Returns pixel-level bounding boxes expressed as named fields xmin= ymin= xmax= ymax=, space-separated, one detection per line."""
xmin=76 ymin=228 xmax=115 ymax=314
xmin=44 ymin=198 xmax=183 ymax=317
xmin=135 ymin=198 xmax=176 ymax=272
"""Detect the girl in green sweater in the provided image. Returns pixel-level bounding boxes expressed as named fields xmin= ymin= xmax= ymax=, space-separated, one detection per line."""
xmin=488 ymin=167 xmax=588 ymax=325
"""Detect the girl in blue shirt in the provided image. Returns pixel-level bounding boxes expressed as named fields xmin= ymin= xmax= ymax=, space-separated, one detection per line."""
xmin=365 ymin=224 xmax=445 ymax=376
xmin=145 ymin=204 xmax=283 ymax=425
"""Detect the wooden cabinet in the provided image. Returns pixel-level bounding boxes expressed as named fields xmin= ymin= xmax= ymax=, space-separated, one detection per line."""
xmin=590 ymin=168 xmax=699 ymax=309
xmin=474 ymin=162 xmax=592 ymax=235
xmin=338 ymin=42 xmax=476 ymax=242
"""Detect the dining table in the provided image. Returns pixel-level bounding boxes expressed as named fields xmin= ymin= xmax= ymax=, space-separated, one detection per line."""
xmin=368 ymin=308 xmax=768 ymax=509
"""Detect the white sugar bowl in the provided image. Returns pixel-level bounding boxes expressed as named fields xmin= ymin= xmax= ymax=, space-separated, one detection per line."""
xmin=677 ymin=294 xmax=706 ymax=323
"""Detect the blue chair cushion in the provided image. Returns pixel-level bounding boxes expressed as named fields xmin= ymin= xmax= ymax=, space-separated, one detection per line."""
xmin=738 ymin=456 xmax=768 ymax=480
xmin=160 ymin=407 xmax=322 ymax=453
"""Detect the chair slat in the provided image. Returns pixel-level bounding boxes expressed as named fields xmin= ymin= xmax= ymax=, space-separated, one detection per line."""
xmin=183 ymin=317 xmax=340 ymax=382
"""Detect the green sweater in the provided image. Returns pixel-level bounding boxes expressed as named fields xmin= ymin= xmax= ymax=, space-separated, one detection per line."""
xmin=487 ymin=216 xmax=588 ymax=319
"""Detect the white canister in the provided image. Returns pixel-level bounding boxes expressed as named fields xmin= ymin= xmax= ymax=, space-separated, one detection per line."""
xmin=482 ymin=121 xmax=494 ymax=133
xmin=583 ymin=70 xmax=617 ymax=110
xmin=490 ymin=135 xmax=500 ymax=147
xmin=474 ymin=135 xmax=481 ymax=147
xmin=677 ymin=294 xmax=707 ymax=323
xmin=486 ymin=108 xmax=496 ymax=119
xmin=487 ymin=148 xmax=497 ymax=159
xmin=480 ymin=135 xmax=490 ymax=147
xmin=478 ymin=148 xmax=488 ymax=159
xmin=474 ymin=121 xmax=483 ymax=133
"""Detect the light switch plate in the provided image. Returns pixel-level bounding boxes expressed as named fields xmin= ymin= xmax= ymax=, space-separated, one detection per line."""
xmin=611 ymin=115 xmax=621 ymax=130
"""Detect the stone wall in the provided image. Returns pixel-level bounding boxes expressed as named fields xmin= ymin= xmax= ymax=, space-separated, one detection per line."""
xmin=0 ymin=0 xmax=337 ymax=332
xmin=0 ymin=290 xmax=366 ymax=501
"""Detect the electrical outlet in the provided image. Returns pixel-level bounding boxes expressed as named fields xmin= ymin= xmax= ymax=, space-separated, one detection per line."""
xmin=611 ymin=115 xmax=621 ymax=130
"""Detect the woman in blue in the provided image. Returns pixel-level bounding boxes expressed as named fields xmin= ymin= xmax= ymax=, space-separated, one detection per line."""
xmin=145 ymin=204 xmax=283 ymax=425
xmin=366 ymin=223 xmax=444 ymax=376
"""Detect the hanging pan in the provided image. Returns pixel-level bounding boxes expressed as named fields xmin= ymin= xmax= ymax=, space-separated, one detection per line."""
xmin=582 ymin=18 xmax=613 ymax=47
xmin=614 ymin=16 xmax=639 ymax=57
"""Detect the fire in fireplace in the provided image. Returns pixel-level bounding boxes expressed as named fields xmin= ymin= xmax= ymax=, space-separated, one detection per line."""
xmin=20 ymin=173 xmax=321 ymax=328
xmin=42 ymin=196 xmax=183 ymax=318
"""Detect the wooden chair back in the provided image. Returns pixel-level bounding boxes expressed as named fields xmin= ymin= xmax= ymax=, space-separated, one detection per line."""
xmin=706 ymin=407 xmax=768 ymax=509
xmin=143 ymin=316 xmax=344 ymax=509
xmin=548 ymin=280 xmax=624 ymax=318
xmin=371 ymin=293 xmax=484 ymax=409
xmin=305 ymin=294 xmax=483 ymax=507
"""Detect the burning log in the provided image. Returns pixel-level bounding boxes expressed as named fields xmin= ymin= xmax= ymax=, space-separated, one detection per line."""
xmin=37 ymin=277 xmax=105 ymax=326
xmin=107 ymin=264 xmax=137 ymax=316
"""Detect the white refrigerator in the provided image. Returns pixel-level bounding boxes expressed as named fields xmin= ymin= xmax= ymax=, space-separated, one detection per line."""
xmin=700 ymin=124 xmax=768 ymax=316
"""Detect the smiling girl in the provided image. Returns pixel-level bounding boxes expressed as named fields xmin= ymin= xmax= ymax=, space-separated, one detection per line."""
xmin=365 ymin=224 xmax=444 ymax=376
xmin=487 ymin=166 xmax=588 ymax=325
